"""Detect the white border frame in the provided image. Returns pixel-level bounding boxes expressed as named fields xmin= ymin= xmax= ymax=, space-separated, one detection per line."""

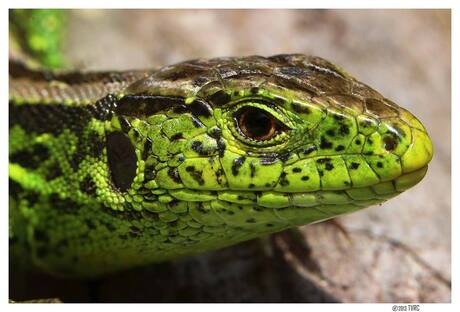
xmin=1 ymin=1 xmax=456 ymax=311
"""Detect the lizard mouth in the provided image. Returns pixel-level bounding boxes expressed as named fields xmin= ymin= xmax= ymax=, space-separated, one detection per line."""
xmin=196 ymin=165 xmax=430 ymax=231
xmin=255 ymin=165 xmax=428 ymax=209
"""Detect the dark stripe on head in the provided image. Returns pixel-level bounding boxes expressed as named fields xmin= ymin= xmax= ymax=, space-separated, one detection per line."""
xmin=115 ymin=95 xmax=185 ymax=118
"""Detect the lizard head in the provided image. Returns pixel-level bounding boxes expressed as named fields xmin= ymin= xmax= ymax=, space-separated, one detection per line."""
xmin=101 ymin=54 xmax=432 ymax=260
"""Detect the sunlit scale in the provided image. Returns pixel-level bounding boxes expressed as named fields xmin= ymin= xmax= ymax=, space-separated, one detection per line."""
xmin=9 ymin=55 xmax=433 ymax=276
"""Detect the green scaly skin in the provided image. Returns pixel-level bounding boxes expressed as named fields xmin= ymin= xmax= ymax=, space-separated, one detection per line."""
xmin=9 ymin=54 xmax=433 ymax=278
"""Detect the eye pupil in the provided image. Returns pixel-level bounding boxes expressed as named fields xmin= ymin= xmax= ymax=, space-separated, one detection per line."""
xmin=237 ymin=107 xmax=277 ymax=140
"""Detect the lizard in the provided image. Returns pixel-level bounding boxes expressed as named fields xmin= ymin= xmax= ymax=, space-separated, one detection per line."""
xmin=9 ymin=53 xmax=433 ymax=278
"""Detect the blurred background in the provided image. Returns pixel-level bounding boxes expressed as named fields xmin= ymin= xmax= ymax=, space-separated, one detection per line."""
xmin=10 ymin=9 xmax=451 ymax=302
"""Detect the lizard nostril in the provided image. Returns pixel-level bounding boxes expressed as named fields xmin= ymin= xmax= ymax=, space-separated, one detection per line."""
xmin=383 ymin=136 xmax=397 ymax=152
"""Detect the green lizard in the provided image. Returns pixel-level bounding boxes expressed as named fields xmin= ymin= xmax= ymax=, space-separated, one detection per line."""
xmin=9 ymin=54 xmax=433 ymax=278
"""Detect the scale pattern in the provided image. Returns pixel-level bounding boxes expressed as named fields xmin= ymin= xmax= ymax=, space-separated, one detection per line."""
xmin=9 ymin=54 xmax=433 ymax=277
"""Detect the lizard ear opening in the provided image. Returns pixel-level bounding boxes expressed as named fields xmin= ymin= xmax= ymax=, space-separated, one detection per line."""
xmin=107 ymin=131 xmax=137 ymax=192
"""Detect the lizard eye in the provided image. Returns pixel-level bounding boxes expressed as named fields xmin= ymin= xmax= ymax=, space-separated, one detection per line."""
xmin=235 ymin=107 xmax=286 ymax=141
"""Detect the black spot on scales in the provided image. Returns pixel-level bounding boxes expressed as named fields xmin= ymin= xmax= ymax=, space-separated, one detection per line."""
xmin=292 ymin=102 xmax=311 ymax=114
xmin=349 ymin=162 xmax=360 ymax=170
xmin=70 ymin=130 xmax=105 ymax=172
xmin=171 ymin=133 xmax=183 ymax=141
xmin=301 ymin=176 xmax=310 ymax=181
xmin=10 ymin=143 xmax=50 ymax=170
xmin=250 ymin=162 xmax=257 ymax=178
xmin=316 ymin=157 xmax=332 ymax=164
xmin=191 ymin=141 xmax=203 ymax=152
xmin=335 ymin=145 xmax=345 ymax=152
xmin=279 ymin=171 xmax=289 ymax=186
xmin=292 ymin=167 xmax=302 ymax=173
xmin=279 ymin=153 xmax=291 ymax=162
xmin=119 ymin=116 xmax=131 ymax=133
xmin=383 ymin=136 xmax=398 ymax=151
xmin=250 ymin=87 xmax=259 ymax=94
xmin=359 ymin=120 xmax=373 ymax=128
xmin=168 ymin=167 xmax=182 ymax=184
xmin=208 ymin=90 xmax=231 ymax=106
xmin=144 ymin=164 xmax=156 ymax=180
xmin=302 ymin=145 xmax=317 ymax=155
xmin=88 ymin=134 xmax=105 ymax=159
xmin=185 ymin=166 xmax=205 ymax=185
xmin=333 ymin=114 xmax=345 ymax=121
xmin=325 ymin=163 xmax=334 ymax=171
xmin=197 ymin=203 xmax=209 ymax=214
xmin=193 ymin=140 xmax=218 ymax=156
xmin=232 ymin=157 xmax=246 ymax=176
xmin=217 ymin=139 xmax=226 ymax=157
xmin=191 ymin=116 xmax=205 ymax=128
xmin=215 ymin=168 xmax=224 ymax=178
xmin=279 ymin=178 xmax=289 ymax=186
xmin=209 ymin=127 xmax=222 ymax=139
xmin=320 ymin=136 xmax=333 ymax=149
xmin=172 ymin=105 xmax=189 ymax=114
xmin=339 ymin=124 xmax=350 ymax=135
xmin=142 ymin=138 xmax=153 ymax=160
xmin=80 ymin=176 xmax=97 ymax=196
xmin=273 ymin=96 xmax=286 ymax=106
xmin=107 ymin=131 xmax=137 ymax=192
xmin=189 ymin=99 xmax=213 ymax=118
xmin=376 ymin=162 xmax=384 ymax=168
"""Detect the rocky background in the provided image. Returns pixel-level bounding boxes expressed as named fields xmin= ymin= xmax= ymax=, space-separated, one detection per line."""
xmin=10 ymin=9 xmax=451 ymax=302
